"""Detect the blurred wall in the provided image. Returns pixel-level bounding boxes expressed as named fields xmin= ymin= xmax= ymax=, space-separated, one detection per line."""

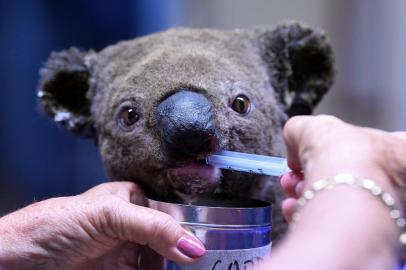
xmin=0 ymin=0 xmax=181 ymax=213
xmin=177 ymin=0 xmax=406 ymax=130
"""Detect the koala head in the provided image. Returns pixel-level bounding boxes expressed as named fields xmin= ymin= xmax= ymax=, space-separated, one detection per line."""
xmin=38 ymin=22 xmax=334 ymax=229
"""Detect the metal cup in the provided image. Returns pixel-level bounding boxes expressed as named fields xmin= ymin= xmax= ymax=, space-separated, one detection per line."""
xmin=142 ymin=197 xmax=272 ymax=270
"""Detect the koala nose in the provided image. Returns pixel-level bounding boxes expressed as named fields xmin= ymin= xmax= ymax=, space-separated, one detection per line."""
xmin=156 ymin=90 xmax=219 ymax=160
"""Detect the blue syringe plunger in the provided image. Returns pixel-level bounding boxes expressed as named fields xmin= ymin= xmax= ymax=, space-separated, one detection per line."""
xmin=206 ymin=150 xmax=290 ymax=177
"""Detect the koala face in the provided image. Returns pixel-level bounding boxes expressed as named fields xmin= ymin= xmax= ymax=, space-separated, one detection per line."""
xmin=86 ymin=28 xmax=292 ymax=201
xmin=38 ymin=22 xmax=334 ymax=238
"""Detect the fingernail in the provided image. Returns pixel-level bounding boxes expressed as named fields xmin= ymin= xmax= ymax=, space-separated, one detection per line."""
xmin=176 ymin=234 xmax=206 ymax=258
xmin=296 ymin=181 xmax=305 ymax=196
xmin=279 ymin=173 xmax=289 ymax=184
xmin=292 ymin=172 xmax=304 ymax=181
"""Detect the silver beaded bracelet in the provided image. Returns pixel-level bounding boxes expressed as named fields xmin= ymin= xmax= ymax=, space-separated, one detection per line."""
xmin=292 ymin=173 xmax=406 ymax=256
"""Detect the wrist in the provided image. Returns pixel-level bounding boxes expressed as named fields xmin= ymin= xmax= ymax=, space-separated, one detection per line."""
xmin=0 ymin=219 xmax=15 ymax=267
xmin=292 ymin=185 xmax=399 ymax=270
xmin=305 ymin=156 xmax=402 ymax=208
xmin=0 ymin=205 xmax=52 ymax=269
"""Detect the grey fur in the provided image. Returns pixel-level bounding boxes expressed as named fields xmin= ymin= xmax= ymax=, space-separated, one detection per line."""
xmin=38 ymin=22 xmax=334 ymax=241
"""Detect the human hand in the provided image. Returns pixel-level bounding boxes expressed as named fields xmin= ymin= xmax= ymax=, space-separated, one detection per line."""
xmin=0 ymin=182 xmax=205 ymax=270
xmin=280 ymin=115 xmax=406 ymax=222
xmin=255 ymin=115 xmax=406 ymax=270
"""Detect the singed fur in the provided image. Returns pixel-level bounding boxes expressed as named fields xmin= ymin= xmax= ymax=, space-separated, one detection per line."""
xmin=38 ymin=22 xmax=334 ymax=241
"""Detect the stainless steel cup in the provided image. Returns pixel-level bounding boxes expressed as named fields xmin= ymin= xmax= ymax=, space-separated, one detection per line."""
xmin=144 ymin=198 xmax=272 ymax=270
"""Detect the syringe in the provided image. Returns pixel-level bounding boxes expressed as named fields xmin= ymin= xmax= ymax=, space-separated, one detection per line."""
xmin=206 ymin=150 xmax=290 ymax=177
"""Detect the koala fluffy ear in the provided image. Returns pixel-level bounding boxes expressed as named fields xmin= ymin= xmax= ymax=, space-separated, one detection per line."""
xmin=38 ymin=47 xmax=95 ymax=137
xmin=257 ymin=22 xmax=334 ymax=117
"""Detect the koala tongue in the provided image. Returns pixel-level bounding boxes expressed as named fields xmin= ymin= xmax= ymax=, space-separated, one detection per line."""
xmin=168 ymin=164 xmax=221 ymax=202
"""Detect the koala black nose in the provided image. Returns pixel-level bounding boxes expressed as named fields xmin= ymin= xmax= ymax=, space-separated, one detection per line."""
xmin=156 ymin=90 xmax=219 ymax=160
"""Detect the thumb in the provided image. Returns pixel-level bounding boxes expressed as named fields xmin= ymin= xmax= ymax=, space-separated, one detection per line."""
xmin=283 ymin=115 xmax=313 ymax=172
xmin=93 ymin=196 xmax=206 ymax=263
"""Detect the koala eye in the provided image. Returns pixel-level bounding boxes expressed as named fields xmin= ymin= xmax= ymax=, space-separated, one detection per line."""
xmin=231 ymin=95 xmax=251 ymax=114
xmin=118 ymin=106 xmax=139 ymax=128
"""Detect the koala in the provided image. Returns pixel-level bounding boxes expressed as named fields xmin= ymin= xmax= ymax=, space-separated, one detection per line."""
xmin=38 ymin=22 xmax=334 ymax=240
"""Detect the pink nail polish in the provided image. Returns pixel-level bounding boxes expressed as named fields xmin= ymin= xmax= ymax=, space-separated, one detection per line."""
xmin=279 ymin=173 xmax=289 ymax=184
xmin=176 ymin=234 xmax=206 ymax=258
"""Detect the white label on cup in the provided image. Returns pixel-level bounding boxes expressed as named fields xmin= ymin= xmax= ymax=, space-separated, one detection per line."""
xmin=170 ymin=243 xmax=272 ymax=270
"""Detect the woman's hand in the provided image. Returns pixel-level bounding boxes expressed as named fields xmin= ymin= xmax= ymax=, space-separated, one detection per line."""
xmin=257 ymin=115 xmax=406 ymax=270
xmin=0 ymin=182 xmax=205 ymax=270
xmin=280 ymin=115 xmax=406 ymax=221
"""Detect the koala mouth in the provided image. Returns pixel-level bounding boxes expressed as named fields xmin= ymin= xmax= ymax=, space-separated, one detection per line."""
xmin=167 ymin=162 xmax=221 ymax=202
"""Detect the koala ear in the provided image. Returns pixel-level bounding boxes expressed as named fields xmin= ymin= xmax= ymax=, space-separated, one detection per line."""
xmin=38 ymin=47 xmax=95 ymax=137
xmin=257 ymin=22 xmax=334 ymax=117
